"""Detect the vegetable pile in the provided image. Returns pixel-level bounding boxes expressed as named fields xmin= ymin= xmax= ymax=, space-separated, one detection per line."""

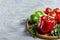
xmin=28 ymin=8 xmax=60 ymax=38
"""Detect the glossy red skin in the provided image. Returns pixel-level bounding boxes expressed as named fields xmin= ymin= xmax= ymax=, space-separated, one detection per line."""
xmin=54 ymin=8 xmax=60 ymax=23
xmin=45 ymin=8 xmax=52 ymax=14
xmin=51 ymin=8 xmax=60 ymax=20
xmin=44 ymin=8 xmax=56 ymax=17
xmin=50 ymin=12 xmax=56 ymax=17
xmin=38 ymin=16 xmax=55 ymax=34
xmin=45 ymin=8 xmax=59 ymax=20
xmin=54 ymin=8 xmax=60 ymax=14
xmin=45 ymin=8 xmax=57 ymax=18
xmin=57 ymin=15 xmax=60 ymax=23
xmin=50 ymin=16 xmax=55 ymax=20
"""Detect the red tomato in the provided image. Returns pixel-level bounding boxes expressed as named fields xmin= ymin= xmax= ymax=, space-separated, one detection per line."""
xmin=49 ymin=8 xmax=59 ymax=20
xmin=45 ymin=8 xmax=52 ymax=14
xmin=54 ymin=8 xmax=60 ymax=15
xmin=54 ymin=8 xmax=60 ymax=23
xmin=57 ymin=15 xmax=60 ymax=24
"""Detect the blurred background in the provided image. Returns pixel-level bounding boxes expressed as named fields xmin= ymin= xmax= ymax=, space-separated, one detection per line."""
xmin=0 ymin=0 xmax=60 ymax=40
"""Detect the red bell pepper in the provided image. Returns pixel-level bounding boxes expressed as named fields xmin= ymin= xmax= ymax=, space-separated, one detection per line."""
xmin=38 ymin=15 xmax=55 ymax=34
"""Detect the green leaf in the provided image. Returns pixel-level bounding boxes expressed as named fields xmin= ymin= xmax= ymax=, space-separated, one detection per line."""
xmin=28 ymin=24 xmax=37 ymax=38
xmin=51 ymin=23 xmax=60 ymax=38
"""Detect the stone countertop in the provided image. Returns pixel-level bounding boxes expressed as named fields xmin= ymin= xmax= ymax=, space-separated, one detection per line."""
xmin=0 ymin=0 xmax=60 ymax=40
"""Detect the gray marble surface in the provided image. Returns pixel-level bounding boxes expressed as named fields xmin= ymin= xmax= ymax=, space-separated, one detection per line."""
xmin=0 ymin=0 xmax=60 ymax=40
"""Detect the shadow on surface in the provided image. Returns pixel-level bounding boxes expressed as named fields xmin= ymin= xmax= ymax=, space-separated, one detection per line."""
xmin=20 ymin=19 xmax=26 ymax=26
xmin=23 ymin=28 xmax=31 ymax=37
xmin=20 ymin=19 xmax=32 ymax=37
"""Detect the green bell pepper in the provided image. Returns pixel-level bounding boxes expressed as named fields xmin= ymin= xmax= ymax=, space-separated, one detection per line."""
xmin=30 ymin=14 xmax=39 ymax=24
xmin=35 ymin=10 xmax=45 ymax=17
xmin=30 ymin=10 xmax=45 ymax=24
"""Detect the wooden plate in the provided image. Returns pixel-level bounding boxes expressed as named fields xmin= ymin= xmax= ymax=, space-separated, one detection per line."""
xmin=26 ymin=20 xmax=59 ymax=39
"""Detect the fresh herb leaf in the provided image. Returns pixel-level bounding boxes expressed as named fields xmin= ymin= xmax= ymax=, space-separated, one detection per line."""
xmin=28 ymin=24 xmax=37 ymax=37
xmin=51 ymin=23 xmax=60 ymax=38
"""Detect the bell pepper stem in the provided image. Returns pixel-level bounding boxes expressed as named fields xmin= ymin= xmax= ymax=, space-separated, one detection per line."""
xmin=48 ymin=14 xmax=50 ymax=20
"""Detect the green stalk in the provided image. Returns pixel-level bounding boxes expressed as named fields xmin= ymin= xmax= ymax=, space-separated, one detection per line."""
xmin=47 ymin=14 xmax=50 ymax=20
